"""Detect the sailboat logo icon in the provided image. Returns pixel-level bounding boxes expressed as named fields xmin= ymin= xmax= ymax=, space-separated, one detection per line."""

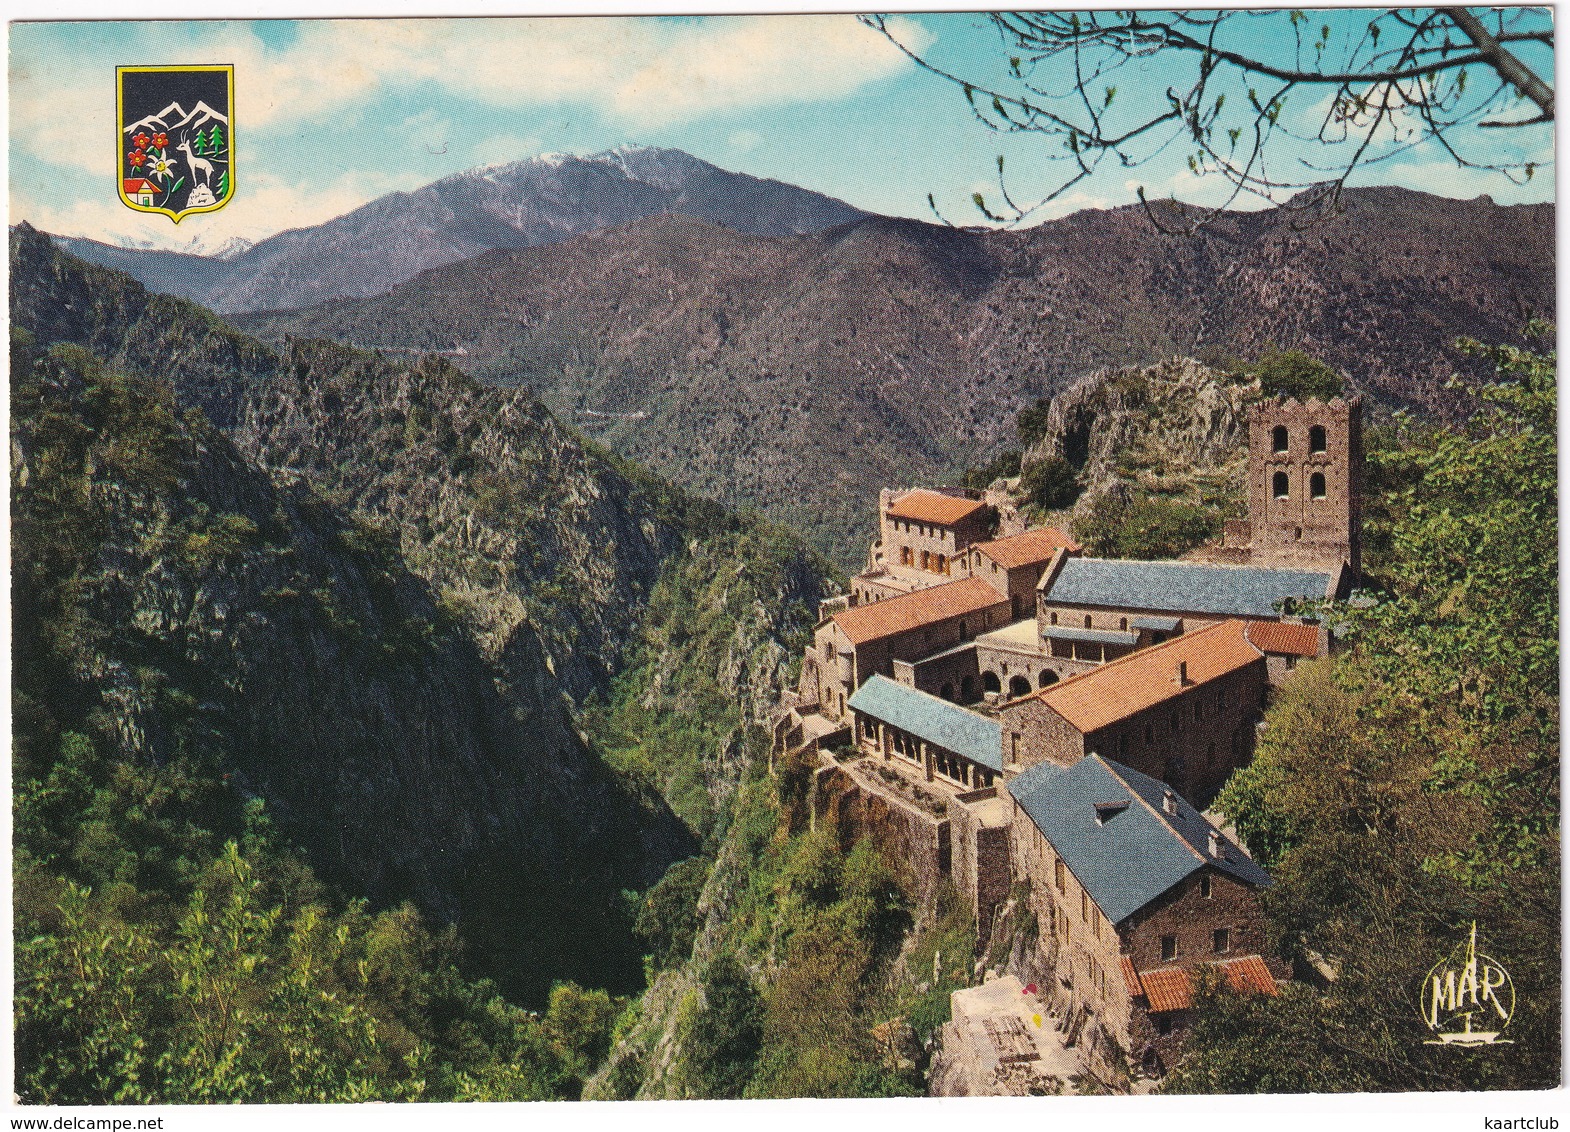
xmin=1420 ymin=922 xmax=1514 ymax=1046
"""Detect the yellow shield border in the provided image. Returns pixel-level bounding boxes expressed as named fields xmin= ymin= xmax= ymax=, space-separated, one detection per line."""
xmin=116 ymin=64 xmax=234 ymax=224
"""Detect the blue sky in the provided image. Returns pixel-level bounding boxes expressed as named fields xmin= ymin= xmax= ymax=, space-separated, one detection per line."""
xmin=8 ymin=8 xmax=1555 ymax=253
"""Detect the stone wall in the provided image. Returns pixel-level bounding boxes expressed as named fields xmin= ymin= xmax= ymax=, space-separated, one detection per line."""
xmin=1247 ymin=396 xmax=1363 ymax=575
xmin=1081 ymin=658 xmax=1267 ymax=805
xmin=814 ymin=761 xmax=951 ymax=903
xmin=998 ymin=695 xmax=1086 ymax=773
xmin=1007 ymin=801 xmax=1135 ymax=1087
xmin=947 ymin=788 xmax=1013 ymax=943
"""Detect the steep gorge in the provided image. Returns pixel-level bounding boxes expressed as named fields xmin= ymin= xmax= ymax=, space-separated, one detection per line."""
xmin=10 ymin=225 xmax=835 ymax=1003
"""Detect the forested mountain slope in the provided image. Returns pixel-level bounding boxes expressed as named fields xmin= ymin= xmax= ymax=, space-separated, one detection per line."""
xmin=10 ymin=225 xmax=836 ymax=1015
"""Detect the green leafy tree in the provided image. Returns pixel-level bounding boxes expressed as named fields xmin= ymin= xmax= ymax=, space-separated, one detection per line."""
xmin=1254 ymin=348 xmax=1345 ymax=402
xmin=1018 ymin=456 xmax=1082 ymax=511
xmin=1073 ymin=493 xmax=1218 ymax=560
xmin=634 ymin=856 xmax=711 ymax=970
xmin=1179 ymin=329 xmax=1559 ymax=1093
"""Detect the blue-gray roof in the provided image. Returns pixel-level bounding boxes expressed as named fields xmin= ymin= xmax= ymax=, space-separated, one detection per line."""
xmin=847 ymin=674 xmax=1003 ymax=771
xmin=1042 ymin=626 xmax=1140 ymax=646
xmin=1009 ymin=755 xmax=1271 ymax=923
xmin=1045 ymin=558 xmax=1331 ymax=619
xmin=1133 ymin=615 xmax=1182 ymax=632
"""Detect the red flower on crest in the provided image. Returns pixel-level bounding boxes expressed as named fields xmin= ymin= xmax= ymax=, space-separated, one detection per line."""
xmin=152 ymin=132 xmax=169 ymax=149
xmin=133 ymin=132 xmax=152 ymax=150
xmin=127 ymin=150 xmax=147 ymax=168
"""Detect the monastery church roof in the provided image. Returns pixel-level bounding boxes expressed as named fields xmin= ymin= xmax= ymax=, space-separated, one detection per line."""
xmin=885 ymin=489 xmax=989 ymax=526
xmin=1043 ymin=557 xmax=1332 ymax=619
xmin=971 ymin=527 xmax=1081 ymax=569
xmin=1027 ymin=619 xmax=1263 ymax=734
xmin=1010 ymin=754 xmax=1271 ymax=925
xmin=830 ymin=576 xmax=1007 ymax=646
xmin=847 ymin=675 xmax=1003 ymax=772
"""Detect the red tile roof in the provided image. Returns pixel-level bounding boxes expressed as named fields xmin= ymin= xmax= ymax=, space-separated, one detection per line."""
xmin=1026 ymin=619 xmax=1264 ymax=733
xmin=972 ymin=527 xmax=1081 ymax=569
xmin=1245 ymin=620 xmax=1320 ymax=658
xmin=831 ymin=576 xmax=1009 ymax=646
xmin=1131 ymin=955 xmax=1279 ymax=1013
xmin=886 ymin=489 xmax=989 ymax=526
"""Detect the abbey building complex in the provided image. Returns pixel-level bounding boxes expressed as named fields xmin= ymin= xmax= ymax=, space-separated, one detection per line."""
xmin=774 ymin=395 xmax=1363 ymax=1089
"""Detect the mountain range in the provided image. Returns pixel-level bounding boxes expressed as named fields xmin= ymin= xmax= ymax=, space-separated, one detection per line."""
xmin=57 ymin=145 xmax=866 ymax=313
xmin=229 ymin=182 xmax=1554 ymax=563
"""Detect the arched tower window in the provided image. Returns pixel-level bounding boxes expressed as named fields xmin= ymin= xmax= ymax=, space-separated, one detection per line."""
xmin=1272 ymin=425 xmax=1289 ymax=453
xmin=1309 ymin=424 xmax=1327 ymax=453
xmin=1310 ymin=472 xmax=1327 ymax=500
xmin=1273 ymin=471 xmax=1290 ymax=499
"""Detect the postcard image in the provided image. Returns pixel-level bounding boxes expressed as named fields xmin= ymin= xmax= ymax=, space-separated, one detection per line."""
xmin=6 ymin=5 xmax=1558 ymax=1118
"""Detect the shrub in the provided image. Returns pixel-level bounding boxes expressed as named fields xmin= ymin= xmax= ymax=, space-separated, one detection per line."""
xmin=1018 ymin=456 xmax=1082 ymax=511
xmin=1074 ymin=494 xmax=1219 ymax=560
xmin=1254 ymin=348 xmax=1344 ymax=401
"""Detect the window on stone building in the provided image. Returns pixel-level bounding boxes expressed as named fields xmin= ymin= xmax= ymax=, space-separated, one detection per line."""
xmin=1161 ymin=934 xmax=1177 ymax=961
xmin=1309 ymin=424 xmax=1327 ymax=453
xmin=1157 ymin=1015 xmax=1174 ymax=1037
xmin=1119 ymin=617 xmax=1128 ymax=630
xmin=1200 ymin=875 xmax=1213 ymax=899
xmin=1055 ymin=857 xmax=1066 ymax=893
xmin=1050 ymin=612 xmax=1059 ymax=626
xmin=1213 ymin=928 xmax=1231 ymax=954
xmin=1084 ymin=614 xmax=1093 ymax=629
xmin=1311 ymin=472 xmax=1327 ymax=500
xmin=1081 ymin=889 xmax=1091 ymax=921
xmin=1272 ymin=425 xmax=1289 ymax=453
xmin=1273 ymin=471 xmax=1290 ymax=499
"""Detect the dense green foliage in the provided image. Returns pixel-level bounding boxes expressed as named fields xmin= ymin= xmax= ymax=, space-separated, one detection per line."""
xmin=1171 ymin=332 xmax=1558 ymax=1093
xmin=1253 ymin=348 xmax=1344 ymax=402
xmin=1073 ymin=492 xmax=1220 ymax=559
xmin=10 ymin=297 xmax=830 ymax=1102
xmin=1018 ymin=456 xmax=1082 ymax=511
xmin=1016 ymin=396 xmax=1055 ymax=449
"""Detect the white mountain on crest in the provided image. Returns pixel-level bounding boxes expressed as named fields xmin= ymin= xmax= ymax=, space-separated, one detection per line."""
xmin=173 ymin=101 xmax=228 ymax=131
xmin=123 ymin=102 xmax=187 ymax=134
xmin=122 ymin=100 xmax=228 ymax=135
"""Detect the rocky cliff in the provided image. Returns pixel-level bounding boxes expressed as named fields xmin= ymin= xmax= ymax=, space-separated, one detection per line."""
xmin=1018 ymin=356 xmax=1257 ymax=523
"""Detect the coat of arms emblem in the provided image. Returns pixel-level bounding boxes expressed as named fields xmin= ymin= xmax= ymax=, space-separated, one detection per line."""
xmin=117 ymin=65 xmax=233 ymax=222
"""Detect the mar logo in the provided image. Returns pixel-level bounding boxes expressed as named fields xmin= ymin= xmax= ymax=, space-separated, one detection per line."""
xmin=117 ymin=65 xmax=233 ymax=222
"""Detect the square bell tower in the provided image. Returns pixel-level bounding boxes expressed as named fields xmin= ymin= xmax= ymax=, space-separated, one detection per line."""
xmin=1245 ymin=396 xmax=1362 ymax=576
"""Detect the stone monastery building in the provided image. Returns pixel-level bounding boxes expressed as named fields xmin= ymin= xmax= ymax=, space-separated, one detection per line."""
xmin=776 ymin=395 xmax=1361 ymax=1087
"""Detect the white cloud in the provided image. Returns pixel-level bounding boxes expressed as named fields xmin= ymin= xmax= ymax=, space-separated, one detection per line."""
xmin=728 ymin=129 xmax=762 ymax=152
xmin=13 ymin=15 xmax=927 ymax=177
xmin=11 ymin=167 xmax=425 ymax=250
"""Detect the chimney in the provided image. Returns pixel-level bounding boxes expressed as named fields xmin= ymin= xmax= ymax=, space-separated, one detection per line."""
xmin=1163 ymin=789 xmax=1178 ymax=816
xmin=1177 ymin=660 xmax=1189 ymax=685
xmin=1208 ymin=829 xmax=1225 ymax=858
